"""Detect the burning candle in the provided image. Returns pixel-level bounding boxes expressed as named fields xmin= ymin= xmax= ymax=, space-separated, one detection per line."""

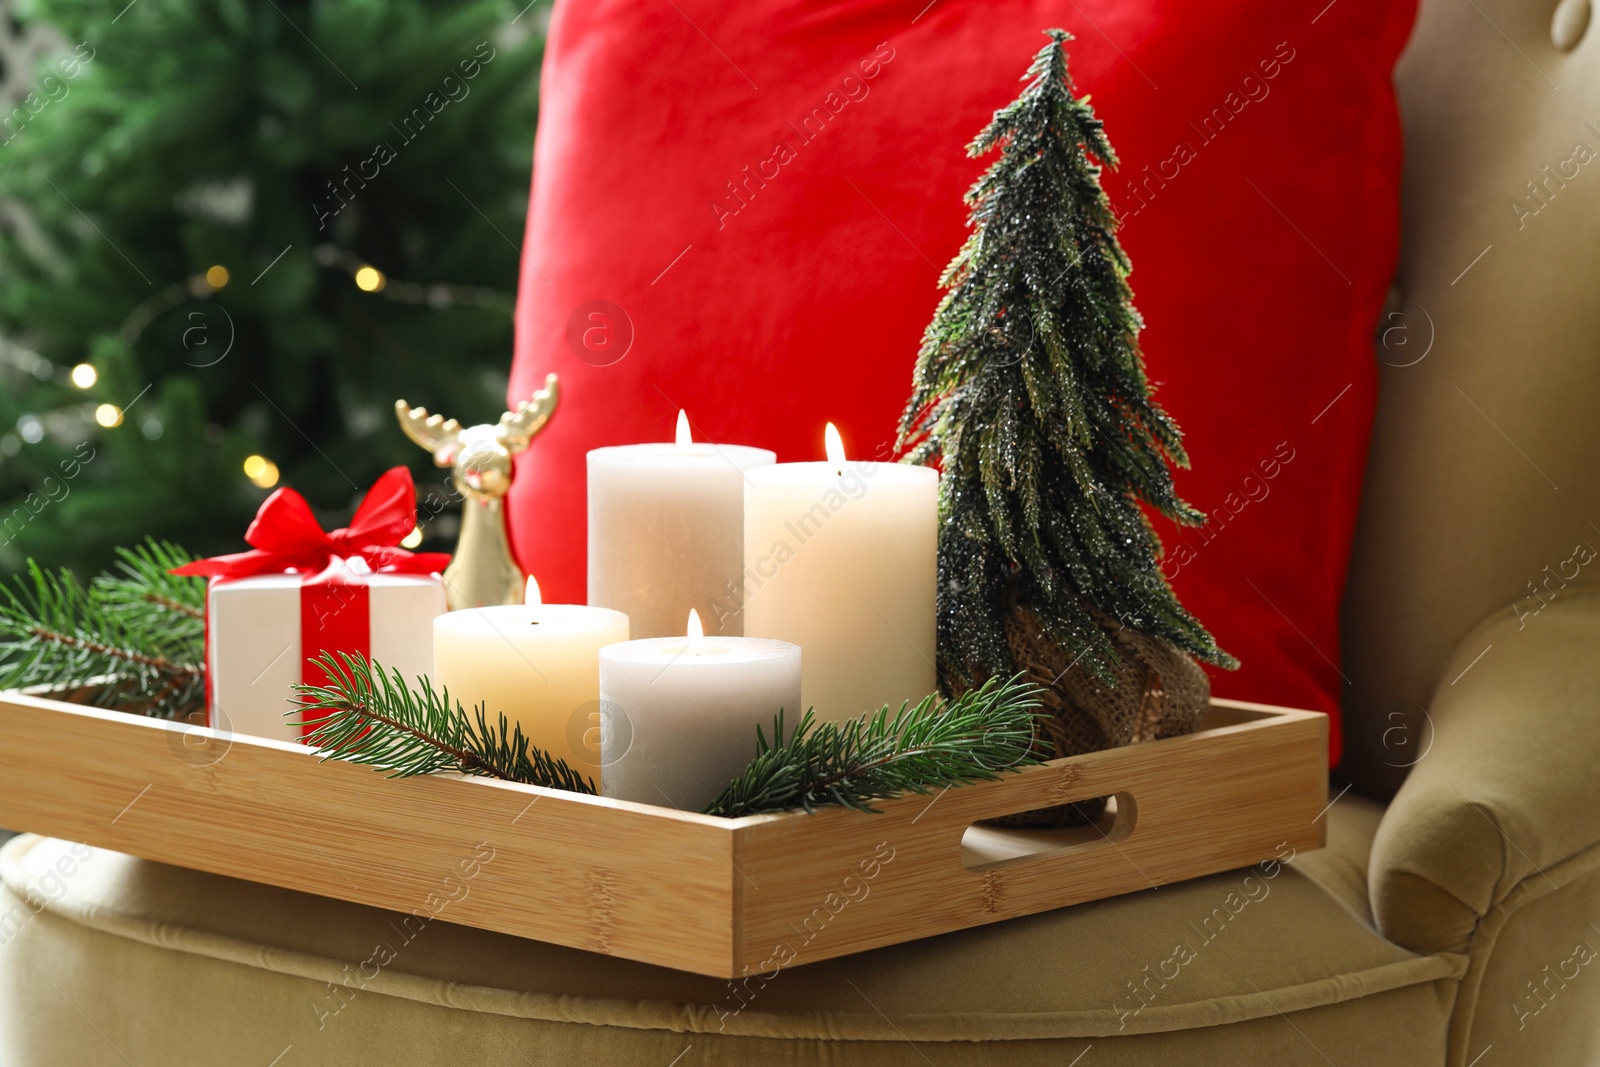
xmin=432 ymin=577 xmax=629 ymax=784
xmin=588 ymin=411 xmax=775 ymax=638
xmin=742 ymin=423 xmax=938 ymax=722
xmin=598 ymin=609 xmax=802 ymax=811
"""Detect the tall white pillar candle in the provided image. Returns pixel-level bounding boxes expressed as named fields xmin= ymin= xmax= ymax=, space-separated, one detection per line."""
xmin=433 ymin=578 xmax=628 ymax=785
xmin=588 ymin=411 xmax=775 ymax=639
xmin=599 ymin=611 xmax=801 ymax=811
xmin=743 ymin=424 xmax=938 ymax=723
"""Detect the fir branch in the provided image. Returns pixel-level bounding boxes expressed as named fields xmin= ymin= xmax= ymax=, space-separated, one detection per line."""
xmin=294 ymin=652 xmax=596 ymax=794
xmin=96 ymin=539 xmax=208 ymax=651
xmin=703 ymin=674 xmax=1042 ymax=817
xmin=23 ymin=625 xmax=188 ymax=674
xmin=0 ymin=545 xmax=206 ymax=720
xmin=141 ymin=593 xmax=205 ymax=619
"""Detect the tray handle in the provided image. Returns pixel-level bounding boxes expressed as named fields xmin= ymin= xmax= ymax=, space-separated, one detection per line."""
xmin=958 ymin=788 xmax=1138 ymax=873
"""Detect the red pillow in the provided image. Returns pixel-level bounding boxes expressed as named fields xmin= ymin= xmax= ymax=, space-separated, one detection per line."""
xmin=506 ymin=0 xmax=1416 ymax=765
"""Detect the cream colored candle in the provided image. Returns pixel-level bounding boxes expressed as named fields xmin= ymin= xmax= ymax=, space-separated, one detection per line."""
xmin=599 ymin=610 xmax=801 ymax=811
xmin=588 ymin=411 xmax=775 ymax=639
xmin=432 ymin=578 xmax=628 ymax=784
xmin=743 ymin=424 xmax=938 ymax=723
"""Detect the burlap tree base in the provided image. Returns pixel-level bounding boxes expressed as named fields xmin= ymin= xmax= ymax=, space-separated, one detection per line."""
xmin=991 ymin=604 xmax=1212 ymax=827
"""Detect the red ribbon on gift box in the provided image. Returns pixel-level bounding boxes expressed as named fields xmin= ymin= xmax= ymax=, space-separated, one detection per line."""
xmin=174 ymin=467 xmax=451 ymax=735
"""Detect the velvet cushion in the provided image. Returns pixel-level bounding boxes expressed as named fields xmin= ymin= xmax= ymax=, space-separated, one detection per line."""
xmin=1369 ymin=587 xmax=1600 ymax=956
xmin=504 ymin=0 xmax=1416 ymax=763
xmin=1339 ymin=0 xmax=1600 ymax=794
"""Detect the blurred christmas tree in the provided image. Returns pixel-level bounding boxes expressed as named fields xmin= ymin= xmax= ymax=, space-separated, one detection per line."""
xmin=0 ymin=0 xmax=548 ymax=576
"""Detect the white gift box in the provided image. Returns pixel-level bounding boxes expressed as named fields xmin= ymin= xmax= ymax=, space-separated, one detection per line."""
xmin=206 ymin=572 xmax=447 ymax=743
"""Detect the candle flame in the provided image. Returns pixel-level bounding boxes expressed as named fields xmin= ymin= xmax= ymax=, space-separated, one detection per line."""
xmin=824 ymin=422 xmax=846 ymax=471
xmin=524 ymin=574 xmax=542 ymax=606
xmin=675 ymin=409 xmax=691 ymax=448
xmin=687 ymin=608 xmax=707 ymax=654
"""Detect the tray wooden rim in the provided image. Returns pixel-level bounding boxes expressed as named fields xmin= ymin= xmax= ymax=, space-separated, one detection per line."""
xmin=0 ymin=685 xmax=1328 ymax=977
xmin=0 ymin=685 xmax=1323 ymax=827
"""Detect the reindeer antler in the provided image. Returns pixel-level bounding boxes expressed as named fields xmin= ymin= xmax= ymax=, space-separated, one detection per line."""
xmin=496 ymin=373 xmax=560 ymax=453
xmin=394 ymin=401 xmax=465 ymax=467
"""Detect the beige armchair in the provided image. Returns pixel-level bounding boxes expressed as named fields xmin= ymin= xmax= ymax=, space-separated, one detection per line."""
xmin=4 ymin=1 xmax=1599 ymax=1063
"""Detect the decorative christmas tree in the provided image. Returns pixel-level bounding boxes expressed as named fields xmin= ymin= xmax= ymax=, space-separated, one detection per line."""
xmin=0 ymin=0 xmax=548 ymax=578
xmin=899 ymin=30 xmax=1235 ymax=794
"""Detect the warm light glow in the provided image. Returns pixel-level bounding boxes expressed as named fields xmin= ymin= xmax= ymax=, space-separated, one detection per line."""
xmin=686 ymin=608 xmax=707 ymax=654
xmin=354 ymin=265 xmax=386 ymax=292
xmin=824 ymin=421 xmax=846 ymax=471
xmin=675 ymin=409 xmax=691 ymax=448
xmin=205 ymin=265 xmax=230 ymax=290
xmin=524 ymin=574 xmax=542 ymax=606
xmin=242 ymin=454 xmax=279 ymax=489
xmin=400 ymin=526 xmax=423 ymax=549
xmin=94 ymin=403 xmax=123 ymax=428
xmin=70 ymin=363 xmax=97 ymax=389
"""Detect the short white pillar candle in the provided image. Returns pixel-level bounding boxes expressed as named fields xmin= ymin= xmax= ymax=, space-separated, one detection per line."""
xmin=598 ymin=610 xmax=801 ymax=811
xmin=432 ymin=577 xmax=629 ymax=785
xmin=743 ymin=424 xmax=938 ymax=723
xmin=588 ymin=411 xmax=775 ymax=639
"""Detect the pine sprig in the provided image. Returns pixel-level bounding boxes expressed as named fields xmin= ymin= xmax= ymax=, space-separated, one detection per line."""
xmin=97 ymin=540 xmax=207 ymax=660
xmin=703 ymin=674 xmax=1042 ymax=817
xmin=293 ymin=652 xmax=597 ymax=794
xmin=0 ymin=539 xmax=206 ymax=719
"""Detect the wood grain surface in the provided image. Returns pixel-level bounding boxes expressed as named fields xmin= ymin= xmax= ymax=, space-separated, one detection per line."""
xmin=0 ymin=691 xmax=1325 ymax=977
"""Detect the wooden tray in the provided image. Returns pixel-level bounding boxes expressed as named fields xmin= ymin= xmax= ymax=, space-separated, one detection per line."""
xmin=0 ymin=688 xmax=1326 ymax=977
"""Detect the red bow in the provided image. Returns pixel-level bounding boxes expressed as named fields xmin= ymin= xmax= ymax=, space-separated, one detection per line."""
xmin=173 ymin=467 xmax=451 ymax=578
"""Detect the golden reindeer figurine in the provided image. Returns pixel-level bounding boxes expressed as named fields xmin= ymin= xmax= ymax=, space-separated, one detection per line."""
xmin=395 ymin=374 xmax=559 ymax=610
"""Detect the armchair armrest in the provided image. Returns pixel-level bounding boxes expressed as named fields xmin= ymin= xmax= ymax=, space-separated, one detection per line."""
xmin=1369 ymin=585 xmax=1600 ymax=954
